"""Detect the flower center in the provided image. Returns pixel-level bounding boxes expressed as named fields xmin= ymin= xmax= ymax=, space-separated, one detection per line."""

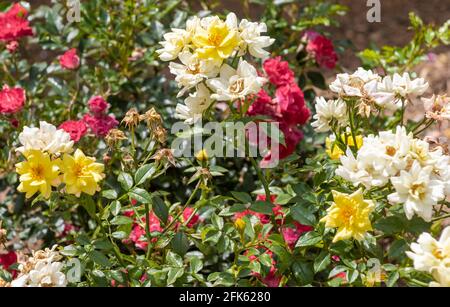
xmin=31 ymin=165 xmax=45 ymax=180
xmin=341 ymin=205 xmax=355 ymax=224
xmin=208 ymin=25 xmax=227 ymax=46
xmin=385 ymin=146 xmax=396 ymax=156
xmin=73 ymin=163 xmax=85 ymax=177
xmin=410 ymin=183 xmax=426 ymax=199
xmin=229 ymin=78 xmax=244 ymax=94
xmin=187 ymin=63 xmax=200 ymax=74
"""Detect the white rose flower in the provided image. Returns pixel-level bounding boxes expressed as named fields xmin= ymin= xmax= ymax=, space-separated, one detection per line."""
xmin=17 ymin=121 xmax=74 ymax=155
xmin=329 ymin=67 xmax=380 ymax=96
xmin=430 ymin=266 xmax=450 ymax=287
xmin=206 ymin=59 xmax=266 ymax=101
xmin=238 ymin=19 xmax=274 ymax=58
xmin=157 ymin=17 xmax=199 ymax=61
xmin=373 ymin=73 xmax=429 ymax=109
xmin=388 ymin=161 xmax=445 ymax=221
xmin=406 ymin=227 xmax=450 ymax=273
xmin=169 ymin=49 xmax=220 ymax=97
xmin=311 ymin=97 xmax=348 ymax=132
xmin=27 ymin=261 xmax=67 ymax=287
xmin=175 ymin=83 xmax=212 ymax=124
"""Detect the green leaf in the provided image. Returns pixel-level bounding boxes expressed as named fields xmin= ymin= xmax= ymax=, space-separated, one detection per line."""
xmin=291 ymin=204 xmax=316 ymax=226
xmin=231 ymin=191 xmax=252 ymax=203
xmin=374 ymin=216 xmax=404 ymax=234
xmin=151 ymin=196 xmax=168 ymax=224
xmin=314 ymin=251 xmax=331 ymax=273
xmin=166 ymin=251 xmax=183 ymax=267
xmin=81 ymin=197 xmax=96 ymax=218
xmin=134 ymin=164 xmax=156 ymax=186
xmin=110 ymin=216 xmax=134 ymax=225
xmin=102 ymin=189 xmax=118 ymax=200
xmin=307 ymin=71 xmax=326 ymax=89
xmin=190 ymin=257 xmax=203 ymax=273
xmin=110 ymin=200 xmax=121 ymax=216
xmin=295 ymin=231 xmax=322 ymax=247
xmin=250 ymin=200 xmax=273 ymax=215
xmin=171 ymin=232 xmax=190 ymax=256
xmin=388 ymin=239 xmax=408 ymax=261
xmin=128 ymin=188 xmax=152 ymax=204
xmin=292 ymin=261 xmax=314 ymax=285
xmin=118 ymin=172 xmax=133 ymax=191
xmin=167 ymin=267 xmax=184 ymax=285
xmin=89 ymin=250 xmax=112 ymax=267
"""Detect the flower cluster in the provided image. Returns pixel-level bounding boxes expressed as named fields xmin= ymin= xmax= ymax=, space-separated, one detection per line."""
xmin=336 ymin=126 xmax=449 ymax=221
xmin=247 ymin=57 xmax=311 ymax=164
xmin=407 ymin=226 xmax=450 ymax=287
xmin=15 ymin=121 xmax=105 ymax=199
xmin=158 ymin=13 xmax=274 ymax=124
xmin=82 ymin=96 xmax=119 ymax=137
xmin=10 ymin=245 xmax=67 ymax=287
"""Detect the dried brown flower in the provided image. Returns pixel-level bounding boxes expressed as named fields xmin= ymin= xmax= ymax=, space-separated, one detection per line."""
xmin=122 ymin=108 xmax=141 ymax=129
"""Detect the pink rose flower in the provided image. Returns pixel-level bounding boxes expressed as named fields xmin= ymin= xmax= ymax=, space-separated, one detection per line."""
xmin=83 ymin=113 xmax=118 ymax=137
xmin=88 ymin=96 xmax=109 ymax=115
xmin=59 ymin=120 xmax=88 ymax=142
xmin=59 ymin=48 xmax=80 ymax=70
xmin=0 ymin=85 xmax=25 ymax=114
xmin=0 ymin=3 xmax=33 ymax=42
xmin=6 ymin=40 xmax=19 ymax=53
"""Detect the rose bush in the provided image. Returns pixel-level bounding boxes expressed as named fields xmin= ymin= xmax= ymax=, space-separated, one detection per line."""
xmin=0 ymin=1 xmax=449 ymax=287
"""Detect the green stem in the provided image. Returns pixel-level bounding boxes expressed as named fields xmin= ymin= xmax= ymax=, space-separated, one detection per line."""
xmin=161 ymin=180 xmax=202 ymax=234
xmin=144 ymin=202 xmax=152 ymax=259
xmin=249 ymin=156 xmax=271 ymax=201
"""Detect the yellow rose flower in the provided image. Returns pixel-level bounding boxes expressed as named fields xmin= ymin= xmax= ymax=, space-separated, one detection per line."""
xmin=320 ymin=189 xmax=374 ymax=243
xmin=192 ymin=16 xmax=239 ymax=62
xmin=61 ymin=149 xmax=105 ymax=197
xmin=326 ymin=134 xmax=363 ymax=160
xmin=16 ymin=150 xmax=60 ymax=199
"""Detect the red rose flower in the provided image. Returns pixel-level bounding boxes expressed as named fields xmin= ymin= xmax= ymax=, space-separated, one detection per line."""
xmin=275 ymin=84 xmax=310 ymax=126
xmin=59 ymin=120 xmax=87 ymax=142
xmin=83 ymin=113 xmax=118 ymax=137
xmin=0 ymin=3 xmax=33 ymax=42
xmin=182 ymin=207 xmax=200 ymax=228
xmin=263 ymin=57 xmax=295 ymax=87
xmin=305 ymin=31 xmax=338 ymax=69
xmin=59 ymin=48 xmax=80 ymax=70
xmin=88 ymin=96 xmax=109 ymax=115
xmin=0 ymin=251 xmax=18 ymax=278
xmin=0 ymin=85 xmax=25 ymax=114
